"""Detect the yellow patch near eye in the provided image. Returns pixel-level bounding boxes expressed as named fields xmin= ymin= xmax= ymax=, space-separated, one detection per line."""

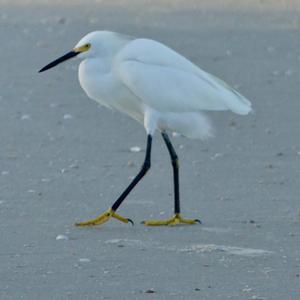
xmin=74 ymin=43 xmax=91 ymax=53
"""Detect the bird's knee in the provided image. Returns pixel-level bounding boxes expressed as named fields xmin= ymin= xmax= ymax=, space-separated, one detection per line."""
xmin=141 ymin=160 xmax=151 ymax=174
xmin=172 ymin=157 xmax=179 ymax=169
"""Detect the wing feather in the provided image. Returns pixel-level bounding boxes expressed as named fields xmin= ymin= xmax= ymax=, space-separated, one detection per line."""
xmin=116 ymin=39 xmax=252 ymax=115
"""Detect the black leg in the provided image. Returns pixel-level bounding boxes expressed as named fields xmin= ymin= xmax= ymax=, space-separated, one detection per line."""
xmin=161 ymin=132 xmax=180 ymax=214
xmin=111 ymin=134 xmax=152 ymax=212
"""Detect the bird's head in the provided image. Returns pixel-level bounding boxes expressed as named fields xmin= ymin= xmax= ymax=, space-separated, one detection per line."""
xmin=39 ymin=31 xmax=128 ymax=73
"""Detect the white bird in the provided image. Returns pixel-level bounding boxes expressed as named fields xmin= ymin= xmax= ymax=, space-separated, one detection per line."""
xmin=39 ymin=31 xmax=252 ymax=226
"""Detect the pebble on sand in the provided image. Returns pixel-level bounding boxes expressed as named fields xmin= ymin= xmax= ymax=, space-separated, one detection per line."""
xmin=144 ymin=288 xmax=156 ymax=294
xmin=21 ymin=114 xmax=31 ymax=120
xmin=56 ymin=234 xmax=68 ymax=241
xmin=130 ymin=146 xmax=141 ymax=153
xmin=63 ymin=114 xmax=73 ymax=120
xmin=79 ymin=258 xmax=91 ymax=263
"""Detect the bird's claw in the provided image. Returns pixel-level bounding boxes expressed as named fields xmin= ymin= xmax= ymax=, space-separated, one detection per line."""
xmin=75 ymin=208 xmax=133 ymax=226
xmin=127 ymin=218 xmax=134 ymax=226
xmin=142 ymin=213 xmax=201 ymax=226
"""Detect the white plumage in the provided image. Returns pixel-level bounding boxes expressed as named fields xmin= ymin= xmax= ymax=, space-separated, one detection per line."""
xmin=76 ymin=31 xmax=252 ymax=139
xmin=39 ymin=30 xmax=253 ymax=227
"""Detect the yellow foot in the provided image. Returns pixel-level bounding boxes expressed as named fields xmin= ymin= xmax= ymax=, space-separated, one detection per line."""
xmin=142 ymin=214 xmax=201 ymax=226
xmin=75 ymin=208 xmax=134 ymax=227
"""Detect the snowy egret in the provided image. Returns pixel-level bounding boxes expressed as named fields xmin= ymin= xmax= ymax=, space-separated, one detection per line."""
xmin=39 ymin=31 xmax=252 ymax=226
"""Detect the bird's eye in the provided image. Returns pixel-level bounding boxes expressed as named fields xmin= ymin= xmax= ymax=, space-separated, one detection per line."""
xmin=85 ymin=43 xmax=91 ymax=49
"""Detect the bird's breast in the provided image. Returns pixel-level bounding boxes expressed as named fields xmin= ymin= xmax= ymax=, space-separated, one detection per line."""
xmin=78 ymin=59 xmax=110 ymax=104
xmin=78 ymin=59 xmax=144 ymax=122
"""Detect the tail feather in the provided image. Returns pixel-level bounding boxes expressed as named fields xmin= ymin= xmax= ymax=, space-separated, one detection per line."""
xmin=223 ymin=92 xmax=253 ymax=115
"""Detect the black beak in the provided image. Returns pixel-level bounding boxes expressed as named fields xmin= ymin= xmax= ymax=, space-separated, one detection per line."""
xmin=39 ymin=50 xmax=79 ymax=73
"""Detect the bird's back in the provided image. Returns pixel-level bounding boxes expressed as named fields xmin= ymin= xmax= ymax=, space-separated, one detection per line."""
xmin=115 ymin=38 xmax=252 ymax=115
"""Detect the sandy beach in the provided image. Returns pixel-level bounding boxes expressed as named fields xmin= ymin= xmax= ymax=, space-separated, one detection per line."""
xmin=0 ymin=1 xmax=300 ymax=299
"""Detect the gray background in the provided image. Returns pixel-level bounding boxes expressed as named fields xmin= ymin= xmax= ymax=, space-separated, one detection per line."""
xmin=0 ymin=0 xmax=299 ymax=299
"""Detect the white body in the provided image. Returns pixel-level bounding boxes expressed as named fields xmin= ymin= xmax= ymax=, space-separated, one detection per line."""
xmin=77 ymin=31 xmax=252 ymax=138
